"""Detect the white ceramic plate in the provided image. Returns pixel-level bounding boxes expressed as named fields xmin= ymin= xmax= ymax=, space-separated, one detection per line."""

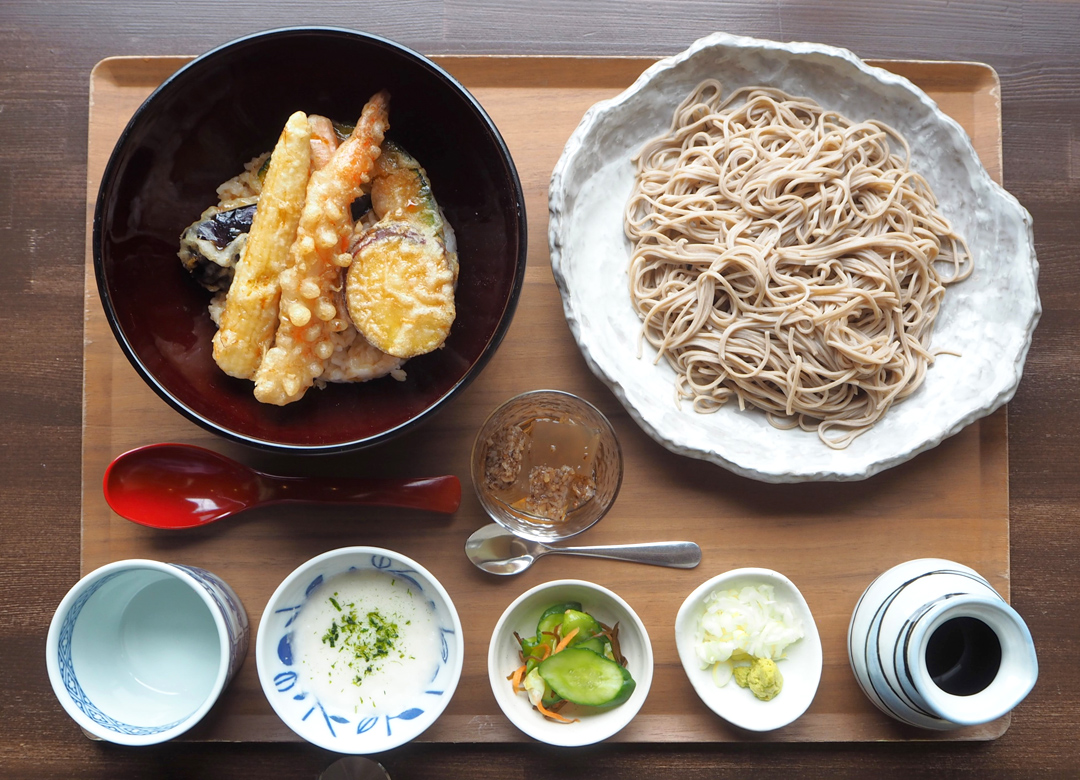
xmin=487 ymin=579 xmax=653 ymax=746
xmin=549 ymin=32 xmax=1040 ymax=482
xmin=674 ymin=568 xmax=822 ymax=732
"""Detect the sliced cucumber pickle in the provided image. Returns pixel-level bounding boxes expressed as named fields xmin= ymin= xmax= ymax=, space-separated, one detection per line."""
xmin=537 ymin=602 xmax=583 ymax=636
xmin=560 ymin=609 xmax=601 ymax=643
xmin=575 ymin=636 xmax=611 ymax=657
xmin=542 ymin=689 xmax=564 ymax=708
xmin=537 ymin=607 xmax=601 ymax=644
xmin=520 ymin=635 xmax=550 ymax=672
xmin=538 ymin=647 xmax=636 ymax=707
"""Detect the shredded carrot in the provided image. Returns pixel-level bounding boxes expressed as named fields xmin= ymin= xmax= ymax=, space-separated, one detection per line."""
xmin=537 ymin=643 xmax=552 ymax=661
xmin=554 ymin=626 xmax=579 ymax=654
xmin=510 ymin=664 xmax=527 ymax=694
xmin=536 ymin=699 xmax=577 ymax=723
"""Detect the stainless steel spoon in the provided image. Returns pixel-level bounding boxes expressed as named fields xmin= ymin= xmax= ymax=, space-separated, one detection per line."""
xmin=465 ymin=523 xmax=701 ymax=575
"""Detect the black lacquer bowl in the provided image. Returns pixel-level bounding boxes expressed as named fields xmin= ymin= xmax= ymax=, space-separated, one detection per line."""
xmin=94 ymin=27 xmax=527 ymax=453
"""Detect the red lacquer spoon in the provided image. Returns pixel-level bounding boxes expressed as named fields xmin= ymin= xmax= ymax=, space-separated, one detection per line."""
xmin=103 ymin=443 xmax=461 ymax=529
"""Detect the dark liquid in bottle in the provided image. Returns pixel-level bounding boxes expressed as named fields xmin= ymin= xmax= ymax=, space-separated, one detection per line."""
xmin=925 ymin=617 xmax=1001 ymax=696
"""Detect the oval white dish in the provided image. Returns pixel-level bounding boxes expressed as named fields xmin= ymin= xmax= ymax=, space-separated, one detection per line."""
xmin=548 ymin=32 xmax=1039 ymax=482
xmin=674 ymin=567 xmax=822 ymax=732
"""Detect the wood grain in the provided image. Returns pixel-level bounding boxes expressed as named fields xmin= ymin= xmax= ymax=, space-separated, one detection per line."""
xmin=81 ymin=56 xmax=1008 ymax=745
xmin=3 ymin=1 xmax=1079 ymax=776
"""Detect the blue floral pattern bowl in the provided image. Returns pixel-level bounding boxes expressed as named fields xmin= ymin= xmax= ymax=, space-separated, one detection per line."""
xmin=256 ymin=546 xmax=463 ymax=753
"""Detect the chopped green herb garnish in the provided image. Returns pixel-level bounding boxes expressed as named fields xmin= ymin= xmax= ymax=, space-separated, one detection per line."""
xmin=320 ymin=600 xmax=402 ymax=687
xmin=322 ymin=620 xmax=340 ymax=648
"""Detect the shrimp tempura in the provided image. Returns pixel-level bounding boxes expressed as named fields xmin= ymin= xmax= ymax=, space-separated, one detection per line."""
xmin=253 ymin=91 xmax=390 ymax=406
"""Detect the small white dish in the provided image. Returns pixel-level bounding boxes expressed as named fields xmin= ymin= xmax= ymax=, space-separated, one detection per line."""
xmin=46 ymin=559 xmax=249 ymax=745
xmin=674 ymin=568 xmax=822 ymax=732
xmin=256 ymin=547 xmax=463 ymax=753
xmin=487 ymin=579 xmax=653 ymax=746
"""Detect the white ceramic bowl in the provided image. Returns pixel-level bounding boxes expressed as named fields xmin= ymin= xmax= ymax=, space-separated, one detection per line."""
xmin=46 ymin=559 xmax=249 ymax=745
xmin=549 ymin=32 xmax=1040 ymax=482
xmin=674 ymin=568 xmax=822 ymax=732
xmin=256 ymin=547 xmax=463 ymax=753
xmin=487 ymin=579 xmax=653 ymax=746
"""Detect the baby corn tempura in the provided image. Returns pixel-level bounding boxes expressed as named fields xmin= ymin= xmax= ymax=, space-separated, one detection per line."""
xmin=212 ymin=111 xmax=312 ymax=379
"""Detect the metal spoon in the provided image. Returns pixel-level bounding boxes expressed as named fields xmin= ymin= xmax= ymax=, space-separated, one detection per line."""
xmin=465 ymin=523 xmax=701 ymax=575
xmin=103 ymin=443 xmax=461 ymax=529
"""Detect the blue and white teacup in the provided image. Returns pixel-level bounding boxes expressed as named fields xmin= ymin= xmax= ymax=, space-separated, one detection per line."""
xmin=46 ymin=559 xmax=249 ymax=745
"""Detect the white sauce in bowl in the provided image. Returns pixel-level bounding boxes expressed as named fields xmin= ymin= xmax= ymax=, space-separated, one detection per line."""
xmin=292 ymin=570 xmax=440 ymax=712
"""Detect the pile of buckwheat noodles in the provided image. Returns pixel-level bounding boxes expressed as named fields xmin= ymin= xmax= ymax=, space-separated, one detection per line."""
xmin=625 ymin=79 xmax=973 ymax=448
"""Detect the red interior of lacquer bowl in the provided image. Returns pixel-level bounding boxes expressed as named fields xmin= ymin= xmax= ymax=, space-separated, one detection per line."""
xmin=94 ymin=28 xmax=526 ymax=452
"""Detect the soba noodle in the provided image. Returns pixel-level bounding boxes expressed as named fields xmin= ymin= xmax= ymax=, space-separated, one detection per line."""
xmin=625 ymin=80 xmax=972 ymax=448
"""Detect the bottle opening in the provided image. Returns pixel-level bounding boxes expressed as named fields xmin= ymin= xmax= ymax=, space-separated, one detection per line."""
xmin=925 ymin=616 xmax=1001 ymax=696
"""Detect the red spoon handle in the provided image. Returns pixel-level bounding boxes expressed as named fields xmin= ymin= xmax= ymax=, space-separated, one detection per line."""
xmin=265 ymin=474 xmax=462 ymax=514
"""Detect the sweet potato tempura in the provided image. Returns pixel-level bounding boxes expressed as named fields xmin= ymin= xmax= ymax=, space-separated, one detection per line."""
xmin=345 ymin=141 xmax=458 ymax=359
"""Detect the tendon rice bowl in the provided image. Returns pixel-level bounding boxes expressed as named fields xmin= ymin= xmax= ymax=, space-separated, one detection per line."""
xmin=94 ymin=27 xmax=527 ymax=452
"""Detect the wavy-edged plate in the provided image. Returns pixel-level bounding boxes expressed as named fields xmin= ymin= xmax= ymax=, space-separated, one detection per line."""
xmin=548 ymin=33 xmax=1039 ymax=482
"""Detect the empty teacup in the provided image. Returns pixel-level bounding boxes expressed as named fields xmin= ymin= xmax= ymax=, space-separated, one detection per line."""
xmin=46 ymin=559 xmax=249 ymax=745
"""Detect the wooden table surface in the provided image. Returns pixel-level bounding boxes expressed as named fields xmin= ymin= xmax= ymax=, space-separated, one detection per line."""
xmin=3 ymin=1 xmax=1078 ymax=777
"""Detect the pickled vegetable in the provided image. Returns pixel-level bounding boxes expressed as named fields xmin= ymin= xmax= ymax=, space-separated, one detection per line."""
xmin=537 ymin=606 xmax=600 ymax=651
xmin=538 ymin=647 xmax=636 ymax=707
xmin=509 ymin=601 xmax=635 ymax=723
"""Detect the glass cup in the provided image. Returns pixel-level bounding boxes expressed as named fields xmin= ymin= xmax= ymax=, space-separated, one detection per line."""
xmin=470 ymin=390 xmax=623 ymax=542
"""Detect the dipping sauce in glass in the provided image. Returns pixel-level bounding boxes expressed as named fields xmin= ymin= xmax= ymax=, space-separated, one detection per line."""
xmin=472 ymin=390 xmax=623 ymax=543
xmin=482 ymin=415 xmax=600 ymax=523
xmin=292 ymin=570 xmax=440 ymax=712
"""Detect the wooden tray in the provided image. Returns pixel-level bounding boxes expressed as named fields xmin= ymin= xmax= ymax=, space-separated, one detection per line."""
xmin=83 ymin=55 xmax=1009 ymax=742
